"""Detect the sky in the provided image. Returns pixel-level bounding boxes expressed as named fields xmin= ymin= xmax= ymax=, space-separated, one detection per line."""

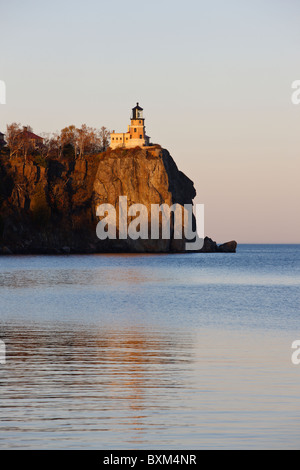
xmin=1 ymin=0 xmax=299 ymax=243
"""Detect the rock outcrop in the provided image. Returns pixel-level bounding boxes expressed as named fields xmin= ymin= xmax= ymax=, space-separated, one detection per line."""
xmin=200 ymin=238 xmax=237 ymax=253
xmin=0 ymin=146 xmax=237 ymax=254
xmin=218 ymin=240 xmax=237 ymax=253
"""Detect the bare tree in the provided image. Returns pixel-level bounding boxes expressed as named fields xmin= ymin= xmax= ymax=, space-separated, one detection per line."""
xmin=99 ymin=126 xmax=110 ymax=152
xmin=43 ymin=132 xmax=63 ymax=159
xmin=60 ymin=125 xmax=78 ymax=158
xmin=77 ymin=124 xmax=91 ymax=158
xmin=6 ymin=123 xmax=22 ymax=158
xmin=21 ymin=130 xmax=35 ymax=161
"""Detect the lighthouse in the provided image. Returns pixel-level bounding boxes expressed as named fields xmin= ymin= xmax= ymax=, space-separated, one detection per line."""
xmin=110 ymin=103 xmax=150 ymax=149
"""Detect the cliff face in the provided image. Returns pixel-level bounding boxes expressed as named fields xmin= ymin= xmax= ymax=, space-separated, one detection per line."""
xmin=0 ymin=146 xmax=236 ymax=254
xmin=93 ymin=147 xmax=197 ymax=252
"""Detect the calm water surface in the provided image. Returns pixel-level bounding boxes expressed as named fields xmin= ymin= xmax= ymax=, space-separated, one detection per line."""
xmin=0 ymin=245 xmax=299 ymax=449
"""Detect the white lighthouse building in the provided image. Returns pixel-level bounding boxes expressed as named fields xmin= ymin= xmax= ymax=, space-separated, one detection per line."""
xmin=110 ymin=103 xmax=150 ymax=150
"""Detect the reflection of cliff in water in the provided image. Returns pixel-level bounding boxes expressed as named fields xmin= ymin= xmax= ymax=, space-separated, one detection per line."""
xmin=3 ymin=324 xmax=195 ymax=445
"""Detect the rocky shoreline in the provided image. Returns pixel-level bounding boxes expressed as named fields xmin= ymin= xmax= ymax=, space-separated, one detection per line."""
xmin=0 ymin=237 xmax=237 ymax=255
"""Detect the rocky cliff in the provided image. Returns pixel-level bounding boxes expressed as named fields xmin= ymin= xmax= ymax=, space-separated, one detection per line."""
xmin=0 ymin=146 xmax=236 ymax=254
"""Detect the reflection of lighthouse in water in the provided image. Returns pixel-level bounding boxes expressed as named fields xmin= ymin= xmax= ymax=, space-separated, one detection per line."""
xmin=94 ymin=325 xmax=193 ymax=444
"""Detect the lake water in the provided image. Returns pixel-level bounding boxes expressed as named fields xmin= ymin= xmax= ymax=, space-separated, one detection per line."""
xmin=0 ymin=245 xmax=299 ymax=449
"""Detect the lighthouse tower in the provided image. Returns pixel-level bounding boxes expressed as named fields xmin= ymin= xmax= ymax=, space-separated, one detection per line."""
xmin=110 ymin=103 xmax=150 ymax=149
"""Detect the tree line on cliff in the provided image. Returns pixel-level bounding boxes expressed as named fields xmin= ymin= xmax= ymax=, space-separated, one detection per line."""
xmin=4 ymin=123 xmax=111 ymax=161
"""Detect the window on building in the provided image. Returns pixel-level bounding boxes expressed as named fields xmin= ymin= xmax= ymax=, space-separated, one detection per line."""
xmin=134 ymin=128 xmax=137 ymax=132
xmin=139 ymin=135 xmax=142 ymax=139
xmin=139 ymin=120 xmax=141 ymax=124
xmin=112 ymin=137 xmax=114 ymax=141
